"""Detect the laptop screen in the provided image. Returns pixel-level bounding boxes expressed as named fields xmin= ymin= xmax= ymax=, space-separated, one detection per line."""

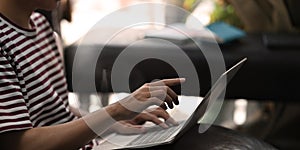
xmin=178 ymin=58 xmax=247 ymax=136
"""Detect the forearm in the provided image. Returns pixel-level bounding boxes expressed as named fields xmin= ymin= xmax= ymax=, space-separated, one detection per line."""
xmin=20 ymin=119 xmax=96 ymax=150
xmin=0 ymin=118 xmax=97 ymax=150
xmin=0 ymin=103 xmax=130 ymax=150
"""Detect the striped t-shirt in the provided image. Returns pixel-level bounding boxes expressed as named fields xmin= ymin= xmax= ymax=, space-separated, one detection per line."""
xmin=0 ymin=13 xmax=94 ymax=149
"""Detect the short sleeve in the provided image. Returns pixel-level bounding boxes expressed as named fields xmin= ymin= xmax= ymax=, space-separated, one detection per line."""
xmin=0 ymin=49 xmax=32 ymax=133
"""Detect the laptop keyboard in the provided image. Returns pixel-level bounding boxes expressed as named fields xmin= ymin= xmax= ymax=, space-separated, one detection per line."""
xmin=127 ymin=122 xmax=185 ymax=146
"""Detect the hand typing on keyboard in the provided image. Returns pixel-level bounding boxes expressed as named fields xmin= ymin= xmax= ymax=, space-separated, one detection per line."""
xmin=105 ymin=78 xmax=185 ymax=135
xmin=108 ymin=107 xmax=179 ymax=135
xmin=127 ymin=122 xmax=185 ymax=146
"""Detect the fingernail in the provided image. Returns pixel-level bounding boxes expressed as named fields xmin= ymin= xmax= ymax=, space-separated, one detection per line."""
xmin=179 ymin=78 xmax=186 ymax=82
xmin=161 ymin=123 xmax=169 ymax=128
xmin=174 ymin=121 xmax=179 ymax=126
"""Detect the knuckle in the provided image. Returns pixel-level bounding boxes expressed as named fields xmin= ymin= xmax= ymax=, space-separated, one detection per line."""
xmin=156 ymin=107 xmax=163 ymax=111
xmin=144 ymin=83 xmax=150 ymax=87
xmin=163 ymin=86 xmax=168 ymax=90
xmin=158 ymin=89 xmax=166 ymax=94
xmin=141 ymin=87 xmax=148 ymax=92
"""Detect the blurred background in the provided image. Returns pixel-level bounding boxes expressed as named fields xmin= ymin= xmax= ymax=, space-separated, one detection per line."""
xmin=39 ymin=0 xmax=300 ymax=149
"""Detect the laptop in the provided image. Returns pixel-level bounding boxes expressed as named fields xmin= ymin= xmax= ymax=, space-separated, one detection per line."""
xmin=96 ymin=58 xmax=247 ymax=149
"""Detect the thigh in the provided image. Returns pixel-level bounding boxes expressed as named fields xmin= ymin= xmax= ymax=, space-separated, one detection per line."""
xmin=135 ymin=124 xmax=275 ymax=150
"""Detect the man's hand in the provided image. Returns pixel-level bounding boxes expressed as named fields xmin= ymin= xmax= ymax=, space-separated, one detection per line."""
xmin=107 ymin=78 xmax=185 ymax=121
xmin=110 ymin=107 xmax=178 ymax=135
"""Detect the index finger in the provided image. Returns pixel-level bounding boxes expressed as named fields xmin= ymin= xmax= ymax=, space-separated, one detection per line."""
xmin=150 ymin=78 xmax=185 ymax=86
